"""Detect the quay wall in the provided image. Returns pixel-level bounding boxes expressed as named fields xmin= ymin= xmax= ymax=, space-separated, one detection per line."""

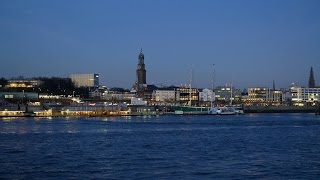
xmin=243 ymin=106 xmax=317 ymax=113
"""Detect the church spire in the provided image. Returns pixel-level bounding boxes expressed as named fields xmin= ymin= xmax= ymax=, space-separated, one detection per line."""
xmin=137 ymin=49 xmax=146 ymax=85
xmin=308 ymin=66 xmax=315 ymax=88
xmin=138 ymin=48 xmax=144 ymax=64
xmin=273 ymin=80 xmax=275 ymax=90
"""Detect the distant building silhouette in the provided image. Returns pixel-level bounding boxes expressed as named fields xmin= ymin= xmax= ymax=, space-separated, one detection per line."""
xmin=308 ymin=67 xmax=315 ymax=88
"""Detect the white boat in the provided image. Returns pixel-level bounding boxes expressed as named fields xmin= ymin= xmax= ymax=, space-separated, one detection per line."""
xmin=207 ymin=64 xmax=244 ymax=115
xmin=208 ymin=106 xmax=244 ymax=115
xmin=174 ymin=110 xmax=184 ymax=115
xmin=208 ymin=106 xmax=236 ymax=115
xmin=234 ymin=106 xmax=244 ymax=115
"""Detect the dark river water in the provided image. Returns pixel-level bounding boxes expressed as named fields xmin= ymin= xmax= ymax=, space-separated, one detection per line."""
xmin=0 ymin=114 xmax=320 ymax=179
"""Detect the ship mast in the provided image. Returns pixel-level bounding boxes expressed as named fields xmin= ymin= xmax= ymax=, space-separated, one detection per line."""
xmin=211 ymin=64 xmax=215 ymax=108
xmin=230 ymin=83 xmax=233 ymax=106
xmin=189 ymin=67 xmax=193 ymax=106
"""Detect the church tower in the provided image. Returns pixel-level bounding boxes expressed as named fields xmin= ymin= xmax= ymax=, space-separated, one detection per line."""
xmin=137 ymin=48 xmax=146 ymax=86
xmin=308 ymin=67 xmax=315 ymax=88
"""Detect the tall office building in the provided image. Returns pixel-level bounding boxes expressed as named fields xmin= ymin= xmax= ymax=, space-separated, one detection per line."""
xmin=308 ymin=67 xmax=315 ymax=88
xmin=70 ymin=74 xmax=99 ymax=88
xmin=136 ymin=49 xmax=146 ymax=86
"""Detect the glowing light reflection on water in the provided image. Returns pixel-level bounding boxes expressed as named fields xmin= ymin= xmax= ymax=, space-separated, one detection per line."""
xmin=0 ymin=114 xmax=320 ymax=179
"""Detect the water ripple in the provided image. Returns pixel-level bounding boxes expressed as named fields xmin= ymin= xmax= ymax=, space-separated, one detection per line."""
xmin=0 ymin=114 xmax=320 ymax=179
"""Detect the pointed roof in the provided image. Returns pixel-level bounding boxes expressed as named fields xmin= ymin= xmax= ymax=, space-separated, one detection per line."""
xmin=138 ymin=48 xmax=144 ymax=64
xmin=308 ymin=67 xmax=315 ymax=88
xmin=139 ymin=48 xmax=144 ymax=55
xmin=273 ymin=80 xmax=275 ymax=90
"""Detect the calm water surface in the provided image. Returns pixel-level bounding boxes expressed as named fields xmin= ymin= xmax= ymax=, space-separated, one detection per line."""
xmin=0 ymin=114 xmax=320 ymax=179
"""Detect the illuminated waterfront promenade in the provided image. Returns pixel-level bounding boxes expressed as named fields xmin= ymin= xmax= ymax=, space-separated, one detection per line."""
xmin=1 ymin=105 xmax=319 ymax=117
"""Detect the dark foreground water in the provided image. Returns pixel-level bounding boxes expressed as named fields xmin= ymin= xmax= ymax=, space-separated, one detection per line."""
xmin=0 ymin=114 xmax=320 ymax=179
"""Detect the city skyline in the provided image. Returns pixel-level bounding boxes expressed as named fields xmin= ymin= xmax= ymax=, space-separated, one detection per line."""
xmin=0 ymin=0 xmax=319 ymax=89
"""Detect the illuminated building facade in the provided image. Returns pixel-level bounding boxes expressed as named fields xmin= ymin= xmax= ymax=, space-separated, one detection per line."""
xmin=153 ymin=89 xmax=176 ymax=102
xmin=290 ymin=85 xmax=320 ymax=105
xmin=247 ymin=88 xmax=267 ymax=102
xmin=176 ymin=87 xmax=199 ymax=103
xmin=214 ymin=86 xmax=241 ymax=102
xmin=6 ymin=79 xmax=42 ymax=88
xmin=265 ymin=89 xmax=286 ymax=102
xmin=70 ymin=74 xmax=99 ymax=88
xmin=245 ymin=87 xmax=287 ymax=105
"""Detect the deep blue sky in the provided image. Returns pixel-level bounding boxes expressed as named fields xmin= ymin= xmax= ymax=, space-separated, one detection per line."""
xmin=0 ymin=0 xmax=319 ymax=89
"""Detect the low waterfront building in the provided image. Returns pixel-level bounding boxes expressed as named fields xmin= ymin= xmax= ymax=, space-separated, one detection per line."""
xmin=246 ymin=87 xmax=288 ymax=106
xmin=39 ymin=94 xmax=66 ymax=99
xmin=142 ymin=85 xmax=158 ymax=102
xmin=199 ymin=88 xmax=214 ymax=102
xmin=175 ymin=86 xmax=199 ymax=105
xmin=89 ymin=86 xmax=108 ymax=99
xmin=0 ymin=92 xmax=39 ymax=101
xmin=247 ymin=87 xmax=268 ymax=103
xmin=6 ymin=79 xmax=42 ymax=88
xmin=153 ymin=89 xmax=176 ymax=102
xmin=290 ymin=85 xmax=320 ymax=105
xmin=131 ymin=97 xmax=147 ymax=105
xmin=103 ymin=92 xmax=136 ymax=101
xmin=0 ymin=110 xmax=25 ymax=117
xmin=265 ymin=89 xmax=286 ymax=103
xmin=101 ymin=88 xmax=136 ymax=102
xmin=214 ymin=86 xmax=241 ymax=103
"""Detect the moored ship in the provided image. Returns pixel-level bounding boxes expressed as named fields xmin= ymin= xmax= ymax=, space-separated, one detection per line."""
xmin=208 ymin=106 xmax=244 ymax=115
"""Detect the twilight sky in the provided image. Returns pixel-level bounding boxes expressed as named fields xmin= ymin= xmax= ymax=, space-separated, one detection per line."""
xmin=0 ymin=0 xmax=319 ymax=89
